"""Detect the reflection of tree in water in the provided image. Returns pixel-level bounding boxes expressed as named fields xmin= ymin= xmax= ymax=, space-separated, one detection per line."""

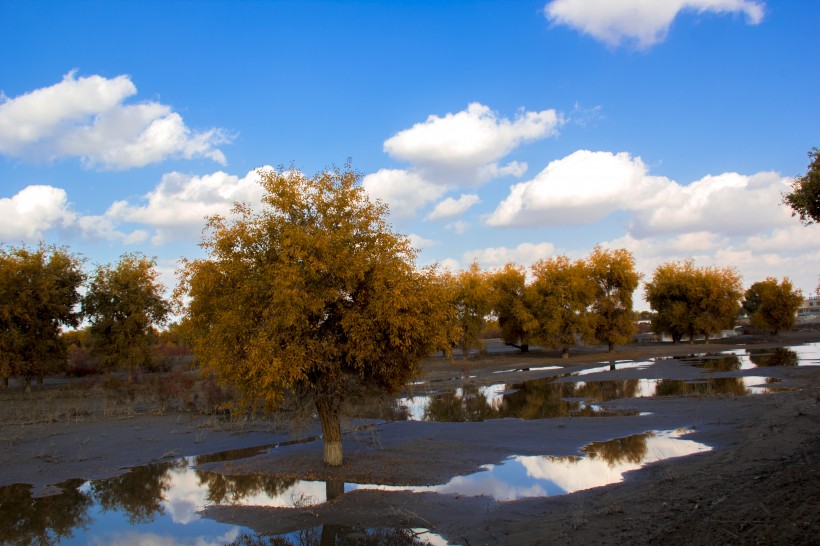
xmin=574 ymin=379 xmax=640 ymax=402
xmin=0 ymin=480 xmax=91 ymax=546
xmin=691 ymin=355 xmax=742 ymax=372
xmin=89 ymin=459 xmax=184 ymax=524
xmin=748 ymin=348 xmax=799 ymax=367
xmin=194 ymin=470 xmax=299 ymax=505
xmin=227 ymin=526 xmax=430 ymax=546
xmin=582 ymin=433 xmax=652 ymax=467
xmin=423 ymin=386 xmax=497 ymax=422
xmin=655 ymin=377 xmax=747 ymax=397
xmin=422 ymin=378 xmax=642 ymax=422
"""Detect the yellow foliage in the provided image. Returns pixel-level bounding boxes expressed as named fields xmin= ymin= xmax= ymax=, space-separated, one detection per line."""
xmin=177 ymin=165 xmax=452 ymax=464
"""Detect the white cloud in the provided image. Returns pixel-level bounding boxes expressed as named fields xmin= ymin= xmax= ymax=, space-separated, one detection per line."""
xmin=407 ymin=233 xmax=439 ymax=250
xmin=545 ymin=0 xmax=764 ymax=49
xmin=463 ymin=241 xmax=556 ymax=270
xmin=487 ymin=151 xmax=791 ymax=238
xmin=630 ymin=171 xmax=791 ymax=237
xmin=361 ymin=169 xmax=446 ymax=219
xmin=427 ymin=193 xmax=480 ymax=221
xmin=104 ymin=169 xmax=266 ymax=244
xmin=383 ymin=102 xmax=562 ymax=186
xmin=0 ymin=71 xmax=230 ymax=169
xmin=746 ymin=224 xmax=820 ymax=253
xmin=486 ymin=150 xmax=673 ymax=227
xmin=0 ymin=185 xmax=76 ymax=240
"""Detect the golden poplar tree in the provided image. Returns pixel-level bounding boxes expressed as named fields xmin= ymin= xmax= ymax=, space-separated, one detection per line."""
xmin=178 ymin=166 xmax=451 ymax=466
xmin=83 ymin=253 xmax=170 ymax=379
xmin=744 ymin=277 xmax=803 ymax=335
xmin=587 ymin=247 xmax=641 ymax=352
xmin=528 ymin=255 xmax=595 ymax=358
xmin=450 ymin=261 xmax=493 ymax=357
xmin=0 ymin=243 xmax=85 ymax=387
xmin=488 ymin=262 xmax=535 ymax=352
xmin=645 ymin=259 xmax=742 ymax=343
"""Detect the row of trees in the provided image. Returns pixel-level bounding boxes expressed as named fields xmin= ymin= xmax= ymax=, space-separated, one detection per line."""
xmin=447 ymin=247 xmax=641 ymax=358
xmin=0 ymin=245 xmax=169 ymax=387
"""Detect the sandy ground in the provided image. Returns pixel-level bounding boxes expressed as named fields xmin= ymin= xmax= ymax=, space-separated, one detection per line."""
xmin=2 ymin=330 xmax=819 ymax=544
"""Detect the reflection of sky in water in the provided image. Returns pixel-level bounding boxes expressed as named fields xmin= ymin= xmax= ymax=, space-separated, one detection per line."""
xmin=348 ymin=429 xmax=710 ymax=501
xmin=397 ymin=383 xmax=511 ymax=421
xmin=14 ymin=342 xmax=818 ymax=544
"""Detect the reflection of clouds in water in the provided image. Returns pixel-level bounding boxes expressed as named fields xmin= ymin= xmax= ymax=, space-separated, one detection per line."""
xmin=519 ymin=455 xmax=622 ymax=494
xmin=636 ymin=378 xmax=659 ymax=397
xmin=90 ymin=527 xmax=240 ymax=546
xmin=575 ymin=361 xmax=651 ymax=376
xmin=434 ymin=467 xmax=547 ymax=501
xmin=161 ymin=465 xmax=329 ymax=524
xmin=519 ymin=431 xmax=709 ymax=495
xmin=164 ymin=467 xmax=206 ymax=524
xmin=397 ymin=383 xmax=510 ymax=420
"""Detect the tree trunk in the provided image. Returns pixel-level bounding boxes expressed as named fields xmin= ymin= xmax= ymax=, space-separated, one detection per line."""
xmin=315 ymin=394 xmax=343 ymax=466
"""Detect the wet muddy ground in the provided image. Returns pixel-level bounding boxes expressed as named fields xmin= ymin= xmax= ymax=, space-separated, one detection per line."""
xmin=2 ymin=330 xmax=819 ymax=545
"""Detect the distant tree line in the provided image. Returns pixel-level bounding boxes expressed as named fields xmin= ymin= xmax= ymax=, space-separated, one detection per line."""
xmin=0 ymin=244 xmax=175 ymax=388
xmin=0 ymin=238 xmax=806 ymax=390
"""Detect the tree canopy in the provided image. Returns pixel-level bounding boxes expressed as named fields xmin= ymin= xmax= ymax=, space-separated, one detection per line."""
xmin=587 ymin=247 xmax=641 ymax=352
xmin=644 ymin=259 xmax=742 ymax=343
xmin=0 ymin=243 xmax=85 ymax=386
xmin=743 ymin=277 xmax=803 ymax=335
xmin=488 ymin=263 xmax=535 ymax=352
xmin=782 ymin=147 xmax=820 ymax=224
xmin=528 ymin=255 xmax=595 ymax=358
xmin=178 ymin=165 xmax=451 ymax=466
xmin=83 ymin=253 xmax=170 ymax=378
xmin=449 ymin=261 xmax=493 ymax=357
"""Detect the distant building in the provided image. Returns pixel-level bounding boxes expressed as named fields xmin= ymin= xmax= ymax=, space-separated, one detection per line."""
xmin=798 ymin=295 xmax=820 ymax=316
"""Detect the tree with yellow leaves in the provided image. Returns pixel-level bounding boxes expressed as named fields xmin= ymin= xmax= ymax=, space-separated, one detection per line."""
xmin=743 ymin=277 xmax=803 ymax=335
xmin=449 ymin=262 xmax=493 ymax=357
xmin=0 ymin=243 xmax=85 ymax=387
xmin=84 ymin=253 xmax=170 ymax=379
xmin=528 ymin=255 xmax=595 ymax=358
xmin=178 ymin=165 xmax=451 ymax=466
xmin=587 ymin=247 xmax=641 ymax=352
xmin=645 ymin=259 xmax=742 ymax=343
xmin=488 ymin=263 xmax=535 ymax=352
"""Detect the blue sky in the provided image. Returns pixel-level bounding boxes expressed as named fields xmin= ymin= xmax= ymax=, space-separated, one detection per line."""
xmin=1 ymin=0 xmax=818 ymax=306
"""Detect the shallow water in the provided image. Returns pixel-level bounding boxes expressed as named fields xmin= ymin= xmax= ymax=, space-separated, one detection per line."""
xmin=0 ymin=428 xmax=707 ymax=545
xmin=2 ymin=342 xmax=816 ymax=545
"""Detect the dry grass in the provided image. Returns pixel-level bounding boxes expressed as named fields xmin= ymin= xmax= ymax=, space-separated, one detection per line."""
xmin=0 ymin=370 xmax=241 ymax=427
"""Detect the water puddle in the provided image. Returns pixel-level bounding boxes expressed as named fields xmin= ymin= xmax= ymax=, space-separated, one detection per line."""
xmin=397 ymin=371 xmax=780 ymax=422
xmin=0 ymin=426 xmax=709 ymax=545
xmin=3 ymin=342 xmax=816 ymax=544
xmin=349 ymin=429 xmax=709 ymax=501
xmin=228 ymin=527 xmax=450 ymax=545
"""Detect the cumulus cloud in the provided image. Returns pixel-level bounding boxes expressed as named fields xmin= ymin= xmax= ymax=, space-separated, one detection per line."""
xmin=104 ymin=169 xmax=267 ymax=244
xmin=427 ymin=193 xmax=480 ymax=221
xmin=361 ymin=169 xmax=447 ymax=219
xmin=0 ymin=185 xmax=76 ymax=239
xmin=545 ymin=0 xmax=765 ymax=49
xmin=630 ymin=171 xmax=791 ymax=237
xmin=383 ymin=102 xmax=562 ymax=186
xmin=0 ymin=71 xmax=230 ymax=169
xmin=486 ymin=150 xmax=673 ymax=227
xmin=487 ymin=150 xmax=791 ymax=238
xmin=463 ymin=241 xmax=556 ymax=270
